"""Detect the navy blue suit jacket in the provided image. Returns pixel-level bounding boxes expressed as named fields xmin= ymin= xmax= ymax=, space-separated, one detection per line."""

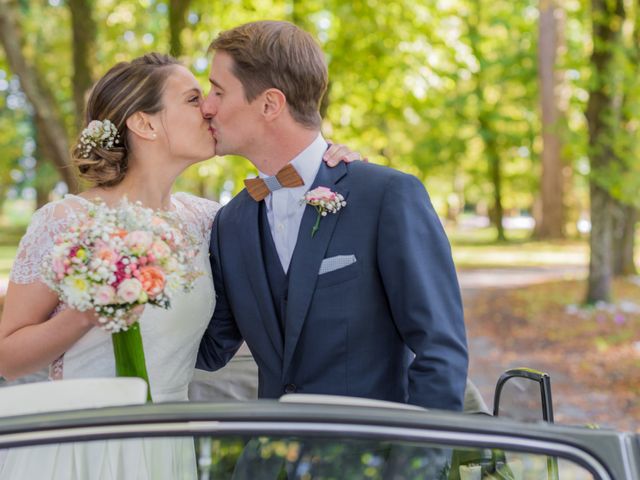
xmin=197 ymin=161 xmax=468 ymax=410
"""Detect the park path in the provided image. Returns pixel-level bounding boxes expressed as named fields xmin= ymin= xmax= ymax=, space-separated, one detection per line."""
xmin=458 ymin=266 xmax=636 ymax=431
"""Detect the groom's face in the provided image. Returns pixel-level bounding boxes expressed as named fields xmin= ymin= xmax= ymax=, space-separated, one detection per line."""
xmin=201 ymin=51 xmax=262 ymax=158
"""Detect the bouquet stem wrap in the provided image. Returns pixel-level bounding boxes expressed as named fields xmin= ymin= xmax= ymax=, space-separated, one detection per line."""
xmin=111 ymin=324 xmax=153 ymax=402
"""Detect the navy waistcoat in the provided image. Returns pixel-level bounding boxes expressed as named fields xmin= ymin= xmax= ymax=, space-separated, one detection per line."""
xmin=259 ymin=202 xmax=288 ymax=335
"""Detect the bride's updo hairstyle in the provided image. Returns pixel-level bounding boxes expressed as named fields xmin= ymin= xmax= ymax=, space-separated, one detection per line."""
xmin=72 ymin=53 xmax=180 ymax=187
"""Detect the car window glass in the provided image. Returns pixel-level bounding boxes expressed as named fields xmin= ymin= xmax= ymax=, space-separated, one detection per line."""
xmin=0 ymin=434 xmax=598 ymax=479
xmin=497 ymin=376 xmax=547 ymax=423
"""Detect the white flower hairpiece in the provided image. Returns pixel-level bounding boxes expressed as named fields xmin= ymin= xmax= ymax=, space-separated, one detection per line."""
xmin=78 ymin=119 xmax=121 ymax=158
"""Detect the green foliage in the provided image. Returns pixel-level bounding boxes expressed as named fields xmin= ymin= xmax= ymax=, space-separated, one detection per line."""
xmin=0 ymin=72 xmax=30 ymax=206
xmin=0 ymin=0 xmax=633 ymax=224
xmin=195 ymin=435 xmax=454 ymax=478
xmin=0 ymin=246 xmax=19 ymax=277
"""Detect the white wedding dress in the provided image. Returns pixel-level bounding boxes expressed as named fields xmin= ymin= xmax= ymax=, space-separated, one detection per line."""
xmin=0 ymin=192 xmax=220 ymax=480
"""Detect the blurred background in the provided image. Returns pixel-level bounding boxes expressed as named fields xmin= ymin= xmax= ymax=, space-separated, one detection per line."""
xmin=0 ymin=0 xmax=638 ymax=430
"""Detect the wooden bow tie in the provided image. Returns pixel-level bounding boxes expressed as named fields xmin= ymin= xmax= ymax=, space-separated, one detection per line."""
xmin=244 ymin=163 xmax=304 ymax=201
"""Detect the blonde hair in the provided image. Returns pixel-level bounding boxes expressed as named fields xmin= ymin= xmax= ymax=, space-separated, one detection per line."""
xmin=72 ymin=53 xmax=180 ymax=187
xmin=209 ymin=21 xmax=328 ymax=129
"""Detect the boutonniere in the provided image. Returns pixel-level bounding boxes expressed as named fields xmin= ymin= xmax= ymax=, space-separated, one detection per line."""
xmin=301 ymin=187 xmax=347 ymax=237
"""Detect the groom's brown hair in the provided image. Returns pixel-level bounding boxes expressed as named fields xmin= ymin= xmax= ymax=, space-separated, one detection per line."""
xmin=209 ymin=21 xmax=328 ymax=129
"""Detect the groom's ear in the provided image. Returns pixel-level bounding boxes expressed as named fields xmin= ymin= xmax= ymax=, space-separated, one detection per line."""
xmin=126 ymin=112 xmax=157 ymax=140
xmin=262 ymin=88 xmax=287 ymax=121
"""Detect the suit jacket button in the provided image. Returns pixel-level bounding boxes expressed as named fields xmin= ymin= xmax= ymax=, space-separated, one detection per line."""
xmin=284 ymin=383 xmax=296 ymax=394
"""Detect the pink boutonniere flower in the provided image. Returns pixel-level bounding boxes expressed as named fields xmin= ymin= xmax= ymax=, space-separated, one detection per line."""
xmin=301 ymin=186 xmax=347 ymax=237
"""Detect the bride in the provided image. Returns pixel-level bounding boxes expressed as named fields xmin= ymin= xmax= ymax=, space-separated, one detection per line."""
xmin=0 ymin=52 xmax=358 ymax=479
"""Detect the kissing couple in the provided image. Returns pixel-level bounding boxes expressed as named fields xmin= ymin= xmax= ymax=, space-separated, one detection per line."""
xmin=0 ymin=20 xmax=468 ymax=479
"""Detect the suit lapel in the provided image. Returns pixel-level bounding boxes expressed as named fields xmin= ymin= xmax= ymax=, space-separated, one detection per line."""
xmin=283 ymin=162 xmax=349 ymax=375
xmin=236 ymin=193 xmax=283 ymax=357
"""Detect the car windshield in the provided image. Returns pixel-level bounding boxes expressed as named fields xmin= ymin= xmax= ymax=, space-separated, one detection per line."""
xmin=0 ymin=432 xmax=598 ymax=479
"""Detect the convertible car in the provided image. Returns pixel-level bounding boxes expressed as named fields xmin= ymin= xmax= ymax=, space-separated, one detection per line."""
xmin=0 ymin=370 xmax=637 ymax=479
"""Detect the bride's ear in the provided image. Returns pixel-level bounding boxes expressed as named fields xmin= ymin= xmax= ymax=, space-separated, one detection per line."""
xmin=126 ymin=112 xmax=158 ymax=141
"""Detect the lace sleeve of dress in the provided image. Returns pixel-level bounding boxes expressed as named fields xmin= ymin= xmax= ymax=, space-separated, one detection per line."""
xmin=9 ymin=199 xmax=84 ymax=284
xmin=173 ymin=192 xmax=221 ymax=242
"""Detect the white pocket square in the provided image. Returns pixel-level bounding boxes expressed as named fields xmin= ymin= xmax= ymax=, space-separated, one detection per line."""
xmin=318 ymin=255 xmax=357 ymax=275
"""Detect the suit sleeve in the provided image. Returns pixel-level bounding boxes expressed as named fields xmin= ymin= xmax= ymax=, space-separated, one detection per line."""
xmin=377 ymin=173 xmax=468 ymax=411
xmin=196 ymin=209 xmax=244 ymax=371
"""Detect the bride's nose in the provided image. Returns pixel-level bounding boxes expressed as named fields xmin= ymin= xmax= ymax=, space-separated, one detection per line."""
xmin=200 ymin=95 xmax=216 ymax=118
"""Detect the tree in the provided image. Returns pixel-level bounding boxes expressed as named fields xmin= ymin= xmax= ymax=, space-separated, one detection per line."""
xmin=0 ymin=0 xmax=78 ymax=194
xmin=0 ymin=70 xmax=31 ymax=213
xmin=169 ymin=0 xmax=194 ymax=58
xmin=585 ymin=0 xmax=625 ymax=303
xmin=0 ymin=0 xmax=602 ymax=235
xmin=610 ymin=0 xmax=640 ymax=276
xmin=534 ymin=0 xmax=565 ymax=239
xmin=69 ymin=0 xmax=97 ymax=132
xmin=611 ymin=204 xmax=637 ymax=275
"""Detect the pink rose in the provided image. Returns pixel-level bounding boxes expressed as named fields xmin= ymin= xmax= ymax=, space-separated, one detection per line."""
xmin=52 ymin=257 xmax=66 ymax=276
xmin=302 ymin=186 xmax=346 ymax=237
xmin=94 ymin=285 xmax=116 ymax=305
xmin=95 ymin=246 xmax=119 ymax=265
xmin=149 ymin=240 xmax=171 ymax=260
xmin=306 ymin=186 xmax=336 ymax=202
xmin=124 ymin=230 xmax=153 ymax=254
xmin=116 ymin=278 xmax=143 ymax=304
xmin=151 ymin=216 xmax=167 ymax=227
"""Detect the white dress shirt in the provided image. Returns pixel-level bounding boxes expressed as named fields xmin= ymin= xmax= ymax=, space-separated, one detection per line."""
xmin=259 ymin=133 xmax=327 ymax=273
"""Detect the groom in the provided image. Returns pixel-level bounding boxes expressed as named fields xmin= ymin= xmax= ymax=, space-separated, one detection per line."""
xmin=197 ymin=21 xmax=468 ymax=410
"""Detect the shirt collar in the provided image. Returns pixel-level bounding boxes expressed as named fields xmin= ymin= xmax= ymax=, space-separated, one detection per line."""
xmin=258 ymin=133 xmax=327 ymax=189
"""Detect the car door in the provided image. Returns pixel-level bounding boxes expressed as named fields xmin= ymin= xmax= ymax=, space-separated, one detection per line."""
xmin=0 ymin=402 xmax=636 ymax=480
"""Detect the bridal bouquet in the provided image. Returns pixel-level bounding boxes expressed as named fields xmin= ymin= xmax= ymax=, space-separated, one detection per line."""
xmin=41 ymin=199 xmax=202 ymax=401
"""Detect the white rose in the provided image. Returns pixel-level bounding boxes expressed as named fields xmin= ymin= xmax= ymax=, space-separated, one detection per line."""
xmin=94 ymin=285 xmax=116 ymax=305
xmin=116 ymin=278 xmax=143 ymax=304
xmin=150 ymin=240 xmax=171 ymax=260
xmin=124 ymin=230 xmax=153 ymax=254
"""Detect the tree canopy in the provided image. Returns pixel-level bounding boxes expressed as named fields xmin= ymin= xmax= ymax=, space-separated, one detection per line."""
xmin=2 ymin=0 xmax=640 ymax=302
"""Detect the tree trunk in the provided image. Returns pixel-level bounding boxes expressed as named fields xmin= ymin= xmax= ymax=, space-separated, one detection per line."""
xmin=610 ymin=0 xmax=640 ymax=276
xmin=468 ymin=0 xmax=505 ymax=241
xmin=34 ymin=115 xmax=59 ymax=208
xmin=0 ymin=0 xmax=79 ymax=193
xmin=584 ymin=0 xmax=625 ymax=303
xmin=483 ymin=117 xmax=505 ymax=241
xmin=169 ymin=0 xmax=192 ymax=57
xmin=534 ymin=0 xmax=565 ymax=239
xmin=586 ymin=184 xmax=613 ymax=303
xmin=612 ymin=201 xmax=637 ymax=276
xmin=68 ymin=0 xmax=96 ymax=133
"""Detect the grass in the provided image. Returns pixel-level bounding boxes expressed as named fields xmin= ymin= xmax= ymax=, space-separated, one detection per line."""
xmin=0 ymin=246 xmax=18 ymax=278
xmin=0 ymin=201 xmax=29 ymax=280
xmin=0 ymin=222 xmax=24 ymax=280
xmin=0 ymin=225 xmax=26 ymax=247
xmin=0 ymin=225 xmax=599 ymax=279
xmin=1 ymin=199 xmax=33 ymax=227
xmin=448 ymin=227 xmax=589 ymax=268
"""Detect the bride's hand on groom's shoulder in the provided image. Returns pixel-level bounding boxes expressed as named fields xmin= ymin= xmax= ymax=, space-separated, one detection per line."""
xmin=323 ymin=142 xmax=368 ymax=167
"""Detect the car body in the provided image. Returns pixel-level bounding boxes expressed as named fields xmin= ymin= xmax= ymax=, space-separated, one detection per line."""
xmin=0 ymin=399 xmax=637 ymax=479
